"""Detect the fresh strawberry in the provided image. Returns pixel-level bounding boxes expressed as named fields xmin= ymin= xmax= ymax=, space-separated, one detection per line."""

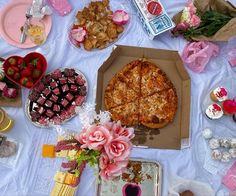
xmin=27 ymin=63 xmax=34 ymax=70
xmin=21 ymin=68 xmax=32 ymax=77
xmin=13 ymin=72 xmax=20 ymax=80
xmin=6 ymin=67 xmax=15 ymax=75
xmin=8 ymin=58 xmax=16 ymax=66
xmin=25 ymin=81 xmax=33 ymax=88
xmin=31 ymin=58 xmax=42 ymax=70
xmin=17 ymin=58 xmax=24 ymax=65
xmin=11 ymin=66 xmax=19 ymax=72
xmin=18 ymin=62 xmax=26 ymax=70
xmin=32 ymin=69 xmax=42 ymax=79
xmin=20 ymin=77 xmax=29 ymax=86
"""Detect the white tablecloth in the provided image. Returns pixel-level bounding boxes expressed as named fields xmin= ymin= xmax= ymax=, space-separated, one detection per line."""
xmin=1 ymin=0 xmax=236 ymax=195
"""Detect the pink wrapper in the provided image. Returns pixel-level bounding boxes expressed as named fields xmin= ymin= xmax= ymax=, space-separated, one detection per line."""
xmin=222 ymin=161 xmax=236 ymax=190
xmin=181 ymin=41 xmax=219 ymax=73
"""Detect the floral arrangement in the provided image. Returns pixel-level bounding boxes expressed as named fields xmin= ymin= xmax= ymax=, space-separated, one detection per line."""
xmin=172 ymin=0 xmax=232 ymax=40
xmin=72 ymin=104 xmax=134 ymax=180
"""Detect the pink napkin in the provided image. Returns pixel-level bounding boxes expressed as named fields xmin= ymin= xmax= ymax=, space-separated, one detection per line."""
xmin=181 ymin=41 xmax=220 ymax=73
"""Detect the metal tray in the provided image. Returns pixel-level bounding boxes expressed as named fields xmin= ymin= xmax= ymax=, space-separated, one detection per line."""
xmin=25 ymin=68 xmax=88 ymax=128
xmin=97 ymin=158 xmax=162 ymax=196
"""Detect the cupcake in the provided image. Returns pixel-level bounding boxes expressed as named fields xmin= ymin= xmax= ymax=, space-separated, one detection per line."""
xmin=222 ymin=99 xmax=236 ymax=115
xmin=205 ymin=104 xmax=223 ymax=120
xmin=210 ymin=87 xmax=228 ymax=102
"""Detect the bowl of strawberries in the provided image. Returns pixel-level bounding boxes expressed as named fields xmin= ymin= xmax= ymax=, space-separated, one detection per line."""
xmin=3 ymin=52 xmax=47 ymax=89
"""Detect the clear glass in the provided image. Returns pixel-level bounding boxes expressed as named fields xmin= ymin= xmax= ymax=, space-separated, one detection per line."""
xmin=27 ymin=18 xmax=46 ymax=45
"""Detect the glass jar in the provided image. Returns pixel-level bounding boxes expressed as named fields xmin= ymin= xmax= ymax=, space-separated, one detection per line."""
xmin=27 ymin=18 xmax=46 ymax=45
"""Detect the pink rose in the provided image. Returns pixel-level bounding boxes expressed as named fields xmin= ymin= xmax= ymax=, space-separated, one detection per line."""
xmin=86 ymin=125 xmax=112 ymax=150
xmin=75 ymin=128 xmax=88 ymax=148
xmin=99 ymin=152 xmax=109 ymax=170
xmin=182 ymin=41 xmax=219 ymax=73
xmin=104 ymin=136 xmax=132 ymax=161
xmin=172 ymin=22 xmax=190 ymax=35
xmin=112 ymin=121 xmax=135 ymax=139
xmin=187 ymin=0 xmax=197 ymax=15
xmin=99 ymin=160 xmax=128 ymax=180
xmin=190 ymin=15 xmax=201 ymax=28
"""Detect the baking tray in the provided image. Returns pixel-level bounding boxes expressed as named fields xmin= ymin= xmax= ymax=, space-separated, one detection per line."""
xmin=97 ymin=158 xmax=162 ymax=196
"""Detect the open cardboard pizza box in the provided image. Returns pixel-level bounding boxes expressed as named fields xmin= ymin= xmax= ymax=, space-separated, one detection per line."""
xmin=96 ymin=45 xmax=191 ymax=150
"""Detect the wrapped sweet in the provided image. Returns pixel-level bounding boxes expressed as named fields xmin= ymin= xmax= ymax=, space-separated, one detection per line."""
xmin=211 ymin=149 xmax=222 ymax=160
xmin=221 ymin=152 xmax=231 ymax=162
xmin=229 ymin=148 xmax=236 ymax=158
xmin=202 ymin=128 xmax=213 ymax=139
xmin=209 ymin=138 xmax=220 ymax=149
xmin=230 ymin=138 xmax=236 ymax=148
xmin=0 ymin=135 xmax=17 ymax=158
xmin=220 ymin=139 xmax=231 ymax=148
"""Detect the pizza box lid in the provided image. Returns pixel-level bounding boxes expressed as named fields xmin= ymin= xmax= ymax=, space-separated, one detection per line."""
xmin=96 ymin=45 xmax=191 ymax=150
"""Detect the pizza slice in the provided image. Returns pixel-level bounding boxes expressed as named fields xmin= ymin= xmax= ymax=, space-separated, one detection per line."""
xmin=141 ymin=61 xmax=173 ymax=97
xmin=104 ymin=76 xmax=139 ymax=110
xmin=109 ymin=100 xmax=139 ymax=126
xmin=118 ymin=59 xmax=142 ymax=93
xmin=139 ymin=89 xmax=177 ymax=129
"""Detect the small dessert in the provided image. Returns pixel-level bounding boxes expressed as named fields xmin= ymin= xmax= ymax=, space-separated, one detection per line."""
xmin=230 ymin=138 xmax=236 ymax=148
xmin=210 ymin=87 xmax=228 ymax=102
xmin=209 ymin=138 xmax=220 ymax=149
xmin=205 ymin=104 xmax=223 ymax=120
xmin=229 ymin=148 xmax=236 ymax=158
xmin=220 ymin=139 xmax=231 ymax=148
xmin=221 ymin=152 xmax=231 ymax=162
xmin=211 ymin=149 xmax=222 ymax=160
xmin=179 ymin=190 xmax=194 ymax=196
xmin=222 ymin=99 xmax=236 ymax=115
xmin=202 ymin=128 xmax=213 ymax=139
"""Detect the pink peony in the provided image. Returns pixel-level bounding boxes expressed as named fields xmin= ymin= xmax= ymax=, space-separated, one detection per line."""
xmin=104 ymin=136 xmax=132 ymax=161
xmin=86 ymin=125 xmax=112 ymax=150
xmin=99 ymin=160 xmax=128 ymax=180
xmin=190 ymin=14 xmax=201 ymax=28
xmin=181 ymin=41 xmax=219 ymax=73
xmin=75 ymin=128 xmax=88 ymax=148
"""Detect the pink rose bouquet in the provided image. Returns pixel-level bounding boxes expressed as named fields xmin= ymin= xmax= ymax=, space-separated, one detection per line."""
xmin=75 ymin=121 xmax=134 ymax=180
xmin=172 ymin=0 xmax=232 ymax=40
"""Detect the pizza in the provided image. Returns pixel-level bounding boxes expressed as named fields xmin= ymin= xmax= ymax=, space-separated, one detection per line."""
xmin=104 ymin=59 xmax=178 ymax=129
